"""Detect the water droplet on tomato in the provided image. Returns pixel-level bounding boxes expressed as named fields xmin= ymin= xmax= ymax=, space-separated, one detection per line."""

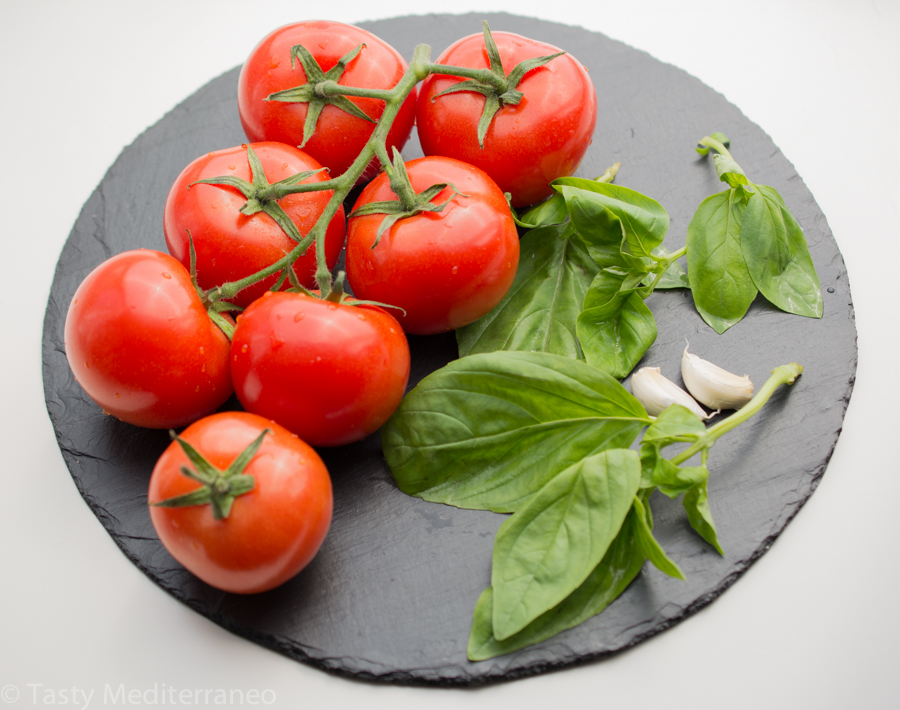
xmin=115 ymin=393 xmax=120 ymax=398
xmin=294 ymin=312 xmax=305 ymax=322
xmin=162 ymin=272 xmax=172 ymax=279
xmin=316 ymin=356 xmax=322 ymax=362
xmin=84 ymin=362 xmax=90 ymax=369
xmin=241 ymin=344 xmax=248 ymax=353
xmin=228 ymin=165 xmax=236 ymax=170
xmin=452 ymin=266 xmax=459 ymax=274
xmin=195 ymin=386 xmax=200 ymax=392
xmin=356 ymin=313 xmax=366 ymax=321
xmin=327 ymin=304 xmax=337 ymax=310
xmin=201 ymin=364 xmax=206 ymax=373
xmin=199 ymin=347 xmax=205 ymax=354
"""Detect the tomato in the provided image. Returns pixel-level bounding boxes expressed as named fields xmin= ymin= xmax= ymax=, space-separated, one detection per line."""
xmin=148 ymin=412 xmax=333 ymax=594
xmin=238 ymin=21 xmax=417 ymax=183
xmin=345 ymin=156 xmax=519 ymax=335
xmin=416 ymin=31 xmax=597 ymax=208
xmin=163 ymin=142 xmax=345 ymax=309
xmin=64 ymin=250 xmax=232 ymax=429
xmin=231 ymin=291 xmax=410 ymax=447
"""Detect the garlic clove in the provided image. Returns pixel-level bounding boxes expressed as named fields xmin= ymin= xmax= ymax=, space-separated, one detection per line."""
xmin=681 ymin=343 xmax=754 ymax=410
xmin=631 ymin=366 xmax=710 ymax=419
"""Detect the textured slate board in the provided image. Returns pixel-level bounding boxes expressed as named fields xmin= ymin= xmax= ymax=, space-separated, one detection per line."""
xmin=42 ymin=13 xmax=856 ymax=686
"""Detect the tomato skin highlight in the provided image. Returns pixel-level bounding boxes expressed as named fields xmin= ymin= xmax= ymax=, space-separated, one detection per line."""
xmin=148 ymin=412 xmax=333 ymax=594
xmin=238 ymin=21 xmax=417 ymax=183
xmin=64 ymin=250 xmax=233 ymax=429
xmin=231 ymin=292 xmax=411 ymax=447
xmin=163 ymin=142 xmax=345 ymax=309
xmin=346 ymin=156 xmax=519 ymax=335
xmin=416 ymin=31 xmax=597 ymax=208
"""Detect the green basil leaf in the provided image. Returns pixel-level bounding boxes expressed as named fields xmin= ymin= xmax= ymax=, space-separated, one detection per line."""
xmin=643 ymin=404 xmax=707 ymax=446
xmin=382 ymin=352 xmax=650 ymax=513
xmin=687 ymin=188 xmax=758 ymax=334
xmin=632 ymin=496 xmax=685 ymax=579
xmin=557 ymin=180 xmax=669 ymax=258
xmin=561 ymin=188 xmax=631 ymax=270
xmin=645 ymin=246 xmax=689 ymax=290
xmin=490 ymin=449 xmax=641 ymax=640
xmin=467 ymin=507 xmax=645 ymax=660
xmin=713 ymin=152 xmax=748 ymax=188
xmin=457 ymin=224 xmax=598 ymax=360
xmin=741 ymin=184 xmax=824 ymax=319
xmin=517 ymin=191 xmax=569 ymax=228
xmin=683 ymin=478 xmax=723 ymax=554
xmin=577 ymin=292 xmax=657 ymax=379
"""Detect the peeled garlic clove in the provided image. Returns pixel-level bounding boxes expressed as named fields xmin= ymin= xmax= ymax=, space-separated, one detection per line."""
xmin=681 ymin=344 xmax=754 ymax=410
xmin=631 ymin=366 xmax=710 ymax=419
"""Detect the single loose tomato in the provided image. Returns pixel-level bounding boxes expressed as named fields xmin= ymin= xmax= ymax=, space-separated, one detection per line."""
xmin=164 ymin=142 xmax=345 ymax=309
xmin=416 ymin=30 xmax=597 ymax=207
xmin=345 ymin=156 xmax=519 ymax=335
xmin=64 ymin=250 xmax=232 ymax=429
xmin=148 ymin=412 xmax=333 ymax=594
xmin=238 ymin=21 xmax=416 ymax=183
xmin=231 ymin=292 xmax=410 ymax=447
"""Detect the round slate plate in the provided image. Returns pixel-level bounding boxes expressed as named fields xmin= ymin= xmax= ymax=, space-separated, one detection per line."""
xmin=42 ymin=12 xmax=856 ymax=686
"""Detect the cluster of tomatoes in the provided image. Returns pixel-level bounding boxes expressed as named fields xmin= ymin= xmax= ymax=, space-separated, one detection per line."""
xmin=63 ymin=20 xmax=597 ymax=594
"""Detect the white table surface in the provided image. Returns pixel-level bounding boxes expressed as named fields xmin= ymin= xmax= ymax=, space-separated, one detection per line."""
xmin=2 ymin=1 xmax=898 ymax=708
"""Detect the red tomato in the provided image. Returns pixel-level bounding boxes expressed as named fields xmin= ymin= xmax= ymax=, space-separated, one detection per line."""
xmin=64 ymin=250 xmax=232 ymax=429
xmin=416 ymin=31 xmax=597 ymax=207
xmin=163 ymin=142 xmax=345 ymax=309
xmin=345 ymin=156 xmax=519 ymax=335
xmin=148 ymin=412 xmax=333 ymax=594
xmin=231 ymin=292 xmax=410 ymax=447
xmin=238 ymin=21 xmax=417 ymax=183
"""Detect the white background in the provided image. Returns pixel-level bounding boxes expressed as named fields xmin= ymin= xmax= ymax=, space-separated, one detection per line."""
xmin=2 ymin=1 xmax=898 ymax=708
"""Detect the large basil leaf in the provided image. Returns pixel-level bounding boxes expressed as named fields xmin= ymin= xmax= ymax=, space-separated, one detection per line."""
xmin=457 ymin=223 xmax=598 ymax=360
xmin=557 ymin=179 xmax=669 ymax=259
xmin=741 ymin=184 xmax=824 ymax=319
xmin=467 ymin=508 xmax=646 ymax=661
xmin=686 ymin=188 xmax=758 ymax=334
xmin=382 ymin=352 xmax=650 ymax=513
xmin=490 ymin=450 xmax=641 ymax=640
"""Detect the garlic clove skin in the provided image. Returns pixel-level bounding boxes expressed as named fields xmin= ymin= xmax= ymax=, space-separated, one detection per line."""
xmin=631 ymin=366 xmax=710 ymax=419
xmin=681 ymin=344 xmax=754 ymax=410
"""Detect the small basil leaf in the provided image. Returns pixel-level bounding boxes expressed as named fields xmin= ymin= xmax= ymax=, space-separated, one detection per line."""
xmin=556 ymin=180 xmax=669 ymax=258
xmin=467 ymin=507 xmax=645 ymax=660
xmin=562 ymin=188 xmax=631 ymax=270
xmin=577 ymin=292 xmax=657 ymax=379
xmin=632 ymin=496 xmax=685 ymax=580
xmin=741 ymin=184 xmax=824 ymax=319
xmin=687 ymin=188 xmax=758 ymax=334
xmin=457 ymin=224 xmax=598 ymax=360
xmin=517 ymin=192 xmax=569 ymax=228
xmin=643 ymin=404 xmax=707 ymax=446
xmin=713 ymin=152 xmax=748 ymax=188
xmin=382 ymin=352 xmax=650 ymax=513
xmin=683 ymin=478 xmax=723 ymax=554
xmin=644 ymin=246 xmax=689 ymax=290
xmin=491 ymin=450 xmax=642 ymax=640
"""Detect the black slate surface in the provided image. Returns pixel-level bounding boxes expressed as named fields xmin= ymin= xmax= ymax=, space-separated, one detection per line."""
xmin=42 ymin=13 xmax=857 ymax=686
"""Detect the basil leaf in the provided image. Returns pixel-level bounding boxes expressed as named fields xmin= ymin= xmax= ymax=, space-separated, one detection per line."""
xmin=467 ymin=507 xmax=645 ymax=661
xmin=713 ymin=152 xmax=748 ymax=188
xmin=632 ymin=496 xmax=685 ymax=580
xmin=645 ymin=246 xmax=689 ymax=290
xmin=642 ymin=403 xmax=707 ymax=446
xmin=457 ymin=224 xmax=598 ymax=360
xmin=577 ymin=291 xmax=657 ymax=379
xmin=490 ymin=449 xmax=641 ymax=640
xmin=741 ymin=184 xmax=824 ymax=319
xmin=561 ymin=187 xmax=632 ymax=270
xmin=516 ymin=191 xmax=569 ymax=228
xmin=383 ymin=352 xmax=650 ymax=513
xmin=683 ymin=478 xmax=723 ymax=554
xmin=686 ymin=188 xmax=758 ymax=334
xmin=557 ymin=180 xmax=669 ymax=259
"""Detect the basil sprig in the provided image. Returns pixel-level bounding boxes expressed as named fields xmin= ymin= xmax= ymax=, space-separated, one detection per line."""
xmin=383 ymin=352 xmax=803 ymax=660
xmin=688 ymin=133 xmax=824 ymax=333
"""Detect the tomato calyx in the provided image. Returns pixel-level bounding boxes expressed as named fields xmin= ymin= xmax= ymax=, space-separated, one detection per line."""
xmin=429 ymin=21 xmax=565 ymax=148
xmin=151 ymin=428 xmax=269 ymax=521
xmin=265 ymin=42 xmax=377 ymax=149
xmin=347 ymin=148 xmax=465 ymax=248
